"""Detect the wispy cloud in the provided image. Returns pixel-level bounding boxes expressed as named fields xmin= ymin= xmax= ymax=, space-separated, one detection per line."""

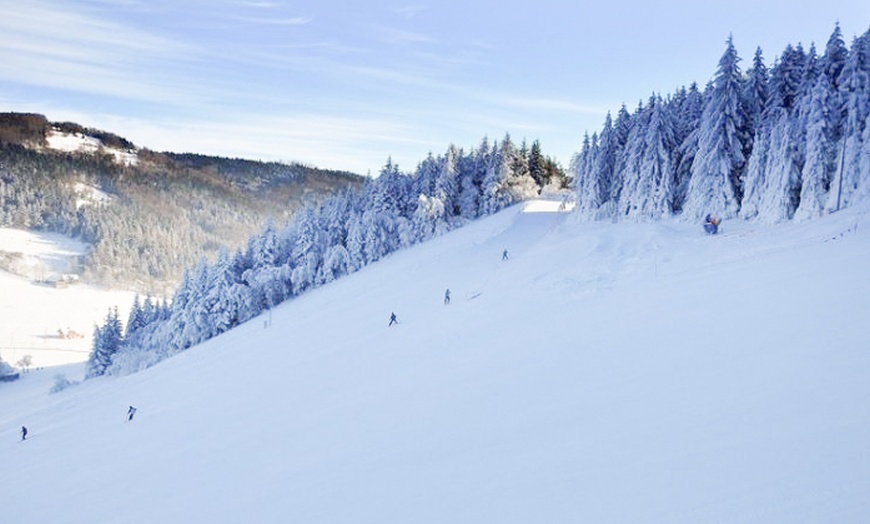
xmin=235 ymin=0 xmax=284 ymax=7
xmin=0 ymin=1 xmax=200 ymax=103
xmin=394 ymin=5 xmax=428 ymax=19
xmin=375 ymin=25 xmax=438 ymax=45
xmin=119 ymin=112 xmax=429 ymax=174
xmin=232 ymin=15 xmax=313 ymax=26
xmin=490 ymin=95 xmax=609 ymax=115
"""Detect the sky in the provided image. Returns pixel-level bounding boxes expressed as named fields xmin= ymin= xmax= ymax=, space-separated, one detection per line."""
xmin=3 ymin=198 xmax=869 ymax=521
xmin=1 ymin=1 xmax=869 ymax=175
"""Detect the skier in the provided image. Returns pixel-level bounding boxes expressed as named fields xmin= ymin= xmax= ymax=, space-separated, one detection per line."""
xmin=444 ymin=288 xmax=451 ymax=305
xmin=127 ymin=405 xmax=137 ymax=421
xmin=388 ymin=312 xmax=398 ymax=326
xmin=21 ymin=426 xmax=27 ymax=441
xmin=703 ymin=214 xmax=720 ymax=235
xmin=502 ymin=249 xmax=509 ymax=260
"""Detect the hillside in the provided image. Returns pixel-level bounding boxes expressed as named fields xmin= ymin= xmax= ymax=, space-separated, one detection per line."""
xmin=2 ymin=200 xmax=868 ymax=522
xmin=0 ymin=112 xmax=364 ymax=293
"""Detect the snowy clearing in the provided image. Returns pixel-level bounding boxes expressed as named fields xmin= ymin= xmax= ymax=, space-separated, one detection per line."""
xmin=44 ymin=128 xmax=138 ymax=166
xmin=0 ymin=228 xmax=135 ymax=367
xmin=2 ymin=201 xmax=869 ymax=523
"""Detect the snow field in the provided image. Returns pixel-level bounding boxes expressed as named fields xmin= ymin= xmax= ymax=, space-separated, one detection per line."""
xmin=0 ymin=228 xmax=136 ymax=368
xmin=2 ymin=201 xmax=869 ymax=523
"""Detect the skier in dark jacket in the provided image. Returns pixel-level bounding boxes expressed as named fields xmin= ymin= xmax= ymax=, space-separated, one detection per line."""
xmin=127 ymin=406 xmax=137 ymax=421
xmin=502 ymin=249 xmax=509 ymax=260
xmin=444 ymin=288 xmax=451 ymax=305
xmin=21 ymin=426 xmax=27 ymax=441
xmin=389 ymin=312 xmax=398 ymax=326
xmin=704 ymin=214 xmax=720 ymax=234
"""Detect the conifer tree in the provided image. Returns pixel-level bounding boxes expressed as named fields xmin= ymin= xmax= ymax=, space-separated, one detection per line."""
xmin=683 ymin=36 xmax=746 ymax=220
xmin=528 ymin=140 xmax=547 ymax=187
xmin=86 ymin=307 xmax=124 ymax=378
xmin=126 ymin=294 xmax=145 ymax=338
xmin=830 ymin=30 xmax=870 ymax=209
xmin=795 ymin=75 xmax=836 ymax=220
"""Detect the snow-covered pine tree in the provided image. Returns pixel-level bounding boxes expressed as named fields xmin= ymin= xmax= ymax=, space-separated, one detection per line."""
xmin=570 ymin=132 xmax=595 ymax=215
xmin=434 ymin=144 xmax=461 ymax=225
xmin=126 ymin=294 xmax=145 ymax=338
xmin=829 ymin=30 xmax=870 ymax=210
xmin=643 ymin=95 xmax=678 ymax=217
xmin=506 ymin=140 xmax=538 ymax=203
xmin=670 ymin=83 xmax=705 ymax=211
xmin=528 ymin=140 xmax=547 ymax=188
xmin=86 ymin=307 xmax=124 ymax=378
xmin=771 ymin=44 xmax=807 ymax=113
xmin=754 ymin=109 xmax=803 ymax=222
xmin=319 ymin=243 xmax=351 ymax=284
xmin=859 ymin=111 xmax=870 ymax=202
xmin=291 ymin=207 xmax=324 ymax=294
xmin=619 ymin=95 xmax=677 ymax=219
xmin=204 ymin=249 xmax=238 ymax=336
xmin=741 ymin=47 xmax=770 ymax=163
xmin=824 ymin=24 xmax=850 ymax=92
xmin=457 ymin=159 xmax=480 ymax=222
xmin=795 ymin=74 xmax=836 ymax=220
xmin=740 ymin=115 xmax=772 ymax=220
xmin=683 ymin=36 xmax=746 ymax=221
xmin=617 ymin=99 xmax=650 ymax=217
xmin=344 ymin=209 xmax=365 ymax=271
xmin=176 ymin=260 xmax=210 ymax=350
xmin=744 ymin=48 xmax=770 ymax=128
xmin=743 ymin=45 xmax=807 ymax=221
xmin=481 ymin=137 xmax=509 ymax=215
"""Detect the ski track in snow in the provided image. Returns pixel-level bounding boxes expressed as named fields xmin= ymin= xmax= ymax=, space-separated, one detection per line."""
xmin=2 ymin=200 xmax=869 ymax=523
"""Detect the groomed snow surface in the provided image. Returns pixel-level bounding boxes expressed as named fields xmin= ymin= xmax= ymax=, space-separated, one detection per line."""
xmin=2 ymin=200 xmax=869 ymax=523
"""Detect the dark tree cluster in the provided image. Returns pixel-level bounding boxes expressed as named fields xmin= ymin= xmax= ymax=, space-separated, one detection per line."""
xmin=0 ymin=113 xmax=49 ymax=146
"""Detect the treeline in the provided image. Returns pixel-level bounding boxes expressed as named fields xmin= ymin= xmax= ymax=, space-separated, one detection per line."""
xmin=87 ymin=136 xmax=567 ymax=376
xmin=572 ymin=25 xmax=870 ymax=223
xmin=0 ymin=123 xmax=363 ymax=292
xmin=0 ymin=113 xmax=49 ymax=146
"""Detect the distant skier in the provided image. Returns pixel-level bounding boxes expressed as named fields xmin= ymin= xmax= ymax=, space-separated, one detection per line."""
xmin=502 ymin=249 xmax=509 ymax=260
xmin=127 ymin=405 xmax=137 ymax=421
xmin=389 ymin=312 xmax=398 ymax=326
xmin=703 ymin=214 xmax=720 ymax=235
xmin=444 ymin=288 xmax=451 ymax=305
xmin=21 ymin=426 xmax=27 ymax=441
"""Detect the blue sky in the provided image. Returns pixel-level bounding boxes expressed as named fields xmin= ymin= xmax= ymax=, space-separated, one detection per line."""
xmin=2 ymin=1 xmax=868 ymax=175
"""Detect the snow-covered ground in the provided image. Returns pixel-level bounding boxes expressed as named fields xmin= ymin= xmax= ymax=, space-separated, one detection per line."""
xmin=2 ymin=201 xmax=869 ymax=523
xmin=44 ymin=127 xmax=138 ymax=166
xmin=0 ymin=228 xmax=135 ymax=368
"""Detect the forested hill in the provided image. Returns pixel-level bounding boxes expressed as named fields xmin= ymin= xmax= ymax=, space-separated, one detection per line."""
xmin=0 ymin=112 xmax=364 ymax=293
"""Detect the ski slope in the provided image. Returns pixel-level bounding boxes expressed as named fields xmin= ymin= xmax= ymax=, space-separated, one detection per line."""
xmin=2 ymin=200 xmax=869 ymax=523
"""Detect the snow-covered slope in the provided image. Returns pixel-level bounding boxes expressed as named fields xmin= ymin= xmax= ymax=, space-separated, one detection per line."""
xmin=2 ymin=201 xmax=869 ymax=523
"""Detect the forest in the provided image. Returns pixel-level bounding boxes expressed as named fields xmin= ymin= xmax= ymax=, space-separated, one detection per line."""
xmin=0 ymin=113 xmax=364 ymax=293
xmin=571 ymin=25 xmax=870 ymax=223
